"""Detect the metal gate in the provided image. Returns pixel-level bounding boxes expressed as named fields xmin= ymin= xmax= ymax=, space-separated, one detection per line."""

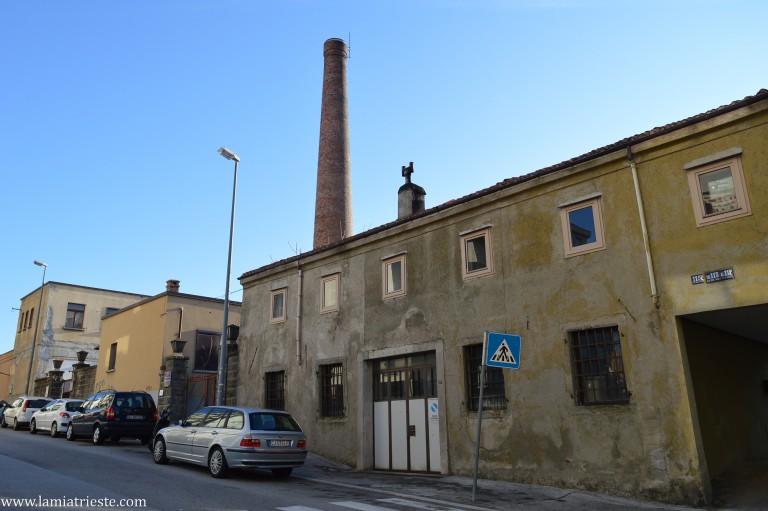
xmin=373 ymin=351 xmax=440 ymax=472
xmin=185 ymin=373 xmax=217 ymax=416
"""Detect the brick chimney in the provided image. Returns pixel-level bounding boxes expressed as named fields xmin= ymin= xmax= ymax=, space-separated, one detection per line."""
xmin=398 ymin=162 xmax=426 ymax=219
xmin=313 ymin=38 xmax=353 ymax=249
xmin=166 ymin=280 xmax=180 ymax=293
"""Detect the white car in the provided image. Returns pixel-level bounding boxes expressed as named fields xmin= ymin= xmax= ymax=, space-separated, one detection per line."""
xmin=30 ymin=398 xmax=84 ymax=437
xmin=1 ymin=396 xmax=52 ymax=430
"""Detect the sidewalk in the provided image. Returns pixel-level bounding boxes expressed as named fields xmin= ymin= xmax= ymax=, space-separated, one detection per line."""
xmin=297 ymin=453 xmax=746 ymax=511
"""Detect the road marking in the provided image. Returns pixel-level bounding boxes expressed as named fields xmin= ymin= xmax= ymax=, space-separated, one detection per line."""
xmin=333 ymin=502 xmax=397 ymax=511
xmin=278 ymin=507 xmax=324 ymax=511
xmin=378 ymin=497 xmax=466 ymax=511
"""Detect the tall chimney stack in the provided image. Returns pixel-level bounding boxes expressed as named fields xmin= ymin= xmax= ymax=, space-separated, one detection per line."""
xmin=313 ymin=38 xmax=353 ymax=249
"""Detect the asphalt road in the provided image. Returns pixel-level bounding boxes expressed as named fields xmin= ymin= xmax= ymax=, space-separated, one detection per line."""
xmin=0 ymin=425 xmax=730 ymax=511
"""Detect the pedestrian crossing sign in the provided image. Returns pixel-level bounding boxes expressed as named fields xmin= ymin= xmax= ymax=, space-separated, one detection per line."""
xmin=486 ymin=332 xmax=521 ymax=369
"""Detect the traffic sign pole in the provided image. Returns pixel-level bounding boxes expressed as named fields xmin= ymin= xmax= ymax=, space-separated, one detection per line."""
xmin=471 ymin=331 xmax=488 ymax=501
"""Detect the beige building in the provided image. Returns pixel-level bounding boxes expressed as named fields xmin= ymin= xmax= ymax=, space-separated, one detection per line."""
xmin=237 ymin=89 xmax=768 ymax=505
xmin=94 ymin=280 xmax=241 ymax=411
xmin=6 ymin=282 xmax=148 ymax=401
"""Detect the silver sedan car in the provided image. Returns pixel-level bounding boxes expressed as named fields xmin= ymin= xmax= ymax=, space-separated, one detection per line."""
xmin=152 ymin=406 xmax=307 ymax=478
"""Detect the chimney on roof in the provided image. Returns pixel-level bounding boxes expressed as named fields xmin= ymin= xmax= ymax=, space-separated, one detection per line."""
xmin=398 ymin=162 xmax=426 ymax=219
xmin=313 ymin=38 xmax=353 ymax=249
xmin=166 ymin=280 xmax=180 ymax=293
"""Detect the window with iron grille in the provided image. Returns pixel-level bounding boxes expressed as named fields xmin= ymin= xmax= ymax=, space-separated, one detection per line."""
xmin=265 ymin=370 xmax=285 ymax=410
xmin=464 ymin=343 xmax=506 ymax=411
xmin=194 ymin=331 xmax=220 ymax=372
xmin=569 ymin=326 xmax=630 ymax=405
xmin=320 ymin=363 xmax=344 ymax=417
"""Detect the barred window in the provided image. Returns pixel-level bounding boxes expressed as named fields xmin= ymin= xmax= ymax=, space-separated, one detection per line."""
xmin=320 ymin=363 xmax=344 ymax=417
xmin=464 ymin=343 xmax=506 ymax=411
xmin=265 ymin=371 xmax=285 ymax=410
xmin=569 ymin=326 xmax=630 ymax=405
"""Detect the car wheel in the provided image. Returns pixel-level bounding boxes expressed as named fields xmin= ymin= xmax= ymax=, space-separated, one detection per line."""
xmin=50 ymin=422 xmax=59 ymax=438
xmin=111 ymin=436 xmax=121 ymax=443
xmin=0 ymin=415 xmax=6 ymax=428
xmin=152 ymin=438 xmax=169 ymax=465
xmin=92 ymin=425 xmax=105 ymax=445
xmin=12 ymin=418 xmax=20 ymax=431
xmin=29 ymin=419 xmax=37 ymax=434
xmin=272 ymin=467 xmax=293 ymax=478
xmin=66 ymin=423 xmax=76 ymax=441
xmin=208 ymin=447 xmax=229 ymax=478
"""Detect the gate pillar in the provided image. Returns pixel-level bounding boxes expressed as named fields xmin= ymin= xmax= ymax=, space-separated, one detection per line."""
xmin=158 ymin=355 xmax=188 ymax=423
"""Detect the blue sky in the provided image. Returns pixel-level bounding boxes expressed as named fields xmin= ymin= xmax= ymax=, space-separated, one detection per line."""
xmin=1 ymin=0 xmax=766 ymax=354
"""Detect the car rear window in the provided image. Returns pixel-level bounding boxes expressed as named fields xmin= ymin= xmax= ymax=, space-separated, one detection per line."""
xmin=27 ymin=399 xmax=51 ymax=408
xmin=65 ymin=402 xmax=83 ymax=412
xmin=249 ymin=412 xmax=302 ymax=432
xmin=115 ymin=394 xmax=154 ymax=409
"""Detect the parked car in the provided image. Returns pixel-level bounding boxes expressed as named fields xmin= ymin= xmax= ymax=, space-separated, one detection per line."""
xmin=30 ymin=398 xmax=84 ymax=437
xmin=66 ymin=390 xmax=156 ymax=445
xmin=1 ymin=396 xmax=52 ymax=430
xmin=152 ymin=406 xmax=307 ymax=478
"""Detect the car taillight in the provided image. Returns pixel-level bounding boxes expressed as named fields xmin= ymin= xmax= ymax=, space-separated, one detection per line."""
xmin=240 ymin=434 xmax=261 ymax=448
xmin=153 ymin=409 xmax=158 ymax=422
xmin=297 ymin=439 xmax=306 ymax=449
xmin=22 ymin=401 xmax=28 ymax=412
xmin=58 ymin=412 xmax=70 ymax=419
xmin=106 ymin=407 xmax=115 ymax=420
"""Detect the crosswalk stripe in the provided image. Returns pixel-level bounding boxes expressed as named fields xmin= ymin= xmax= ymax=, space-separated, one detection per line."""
xmin=277 ymin=507 xmax=323 ymax=511
xmin=332 ymin=502 xmax=398 ymax=511
xmin=377 ymin=497 xmax=466 ymax=511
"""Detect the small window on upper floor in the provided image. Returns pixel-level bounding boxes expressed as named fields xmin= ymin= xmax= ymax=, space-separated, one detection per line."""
xmin=686 ymin=155 xmax=751 ymax=227
xmin=27 ymin=308 xmax=34 ymax=329
xmin=560 ymin=196 xmax=606 ymax=258
xmin=65 ymin=303 xmax=85 ymax=329
xmin=321 ymin=274 xmax=340 ymax=313
xmin=460 ymin=228 xmax=494 ymax=280
xmin=107 ymin=342 xmax=118 ymax=371
xmin=270 ymin=288 xmax=287 ymax=324
xmin=382 ymin=254 xmax=406 ymax=299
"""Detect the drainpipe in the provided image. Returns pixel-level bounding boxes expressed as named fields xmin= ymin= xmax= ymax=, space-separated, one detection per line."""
xmin=163 ymin=307 xmax=184 ymax=342
xmin=627 ymin=147 xmax=660 ymax=308
xmin=296 ymin=264 xmax=303 ymax=365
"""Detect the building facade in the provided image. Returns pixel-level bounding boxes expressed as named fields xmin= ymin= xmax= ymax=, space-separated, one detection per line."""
xmin=6 ymin=282 xmax=148 ymax=401
xmin=94 ymin=280 xmax=241 ymax=413
xmin=237 ymin=90 xmax=768 ymax=505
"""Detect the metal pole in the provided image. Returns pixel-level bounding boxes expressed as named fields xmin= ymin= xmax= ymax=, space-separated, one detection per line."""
xmin=25 ymin=264 xmax=47 ymax=395
xmin=471 ymin=331 xmax=488 ymax=501
xmin=216 ymin=158 xmax=238 ymax=406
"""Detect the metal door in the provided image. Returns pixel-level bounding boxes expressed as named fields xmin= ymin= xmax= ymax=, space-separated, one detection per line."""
xmin=373 ymin=352 xmax=440 ymax=472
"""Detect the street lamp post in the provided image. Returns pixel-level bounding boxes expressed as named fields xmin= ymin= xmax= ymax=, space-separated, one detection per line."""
xmin=216 ymin=146 xmax=239 ymax=406
xmin=25 ymin=260 xmax=48 ymax=395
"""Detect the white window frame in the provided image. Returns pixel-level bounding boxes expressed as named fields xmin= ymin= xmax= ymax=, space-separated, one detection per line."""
xmin=460 ymin=228 xmax=494 ymax=280
xmin=320 ymin=273 xmax=340 ymax=313
xmin=270 ymin=288 xmax=287 ymax=324
xmin=382 ymin=254 xmax=406 ymax=299
xmin=560 ymin=196 xmax=606 ymax=258
xmin=686 ymin=155 xmax=751 ymax=227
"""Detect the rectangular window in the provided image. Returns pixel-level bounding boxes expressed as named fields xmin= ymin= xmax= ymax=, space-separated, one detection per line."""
xmin=687 ymin=155 xmax=751 ymax=226
xmin=194 ymin=331 xmax=220 ymax=372
xmin=560 ymin=196 xmax=606 ymax=257
xmin=460 ymin=228 xmax=494 ymax=280
xmin=21 ymin=310 xmax=28 ymax=331
xmin=320 ymin=363 xmax=345 ymax=417
xmin=464 ymin=344 xmax=506 ymax=411
xmin=265 ymin=371 xmax=286 ymax=410
xmin=104 ymin=307 xmax=120 ymax=317
xmin=65 ymin=303 xmax=85 ymax=329
xmin=382 ymin=254 xmax=406 ymax=299
xmin=108 ymin=343 xmax=117 ymax=371
xmin=321 ymin=274 xmax=340 ymax=313
xmin=27 ymin=308 xmax=34 ymax=329
xmin=569 ymin=326 xmax=630 ymax=406
xmin=270 ymin=289 xmax=287 ymax=323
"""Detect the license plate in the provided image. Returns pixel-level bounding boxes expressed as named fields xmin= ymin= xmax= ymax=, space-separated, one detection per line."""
xmin=126 ymin=415 xmax=144 ymax=420
xmin=268 ymin=440 xmax=291 ymax=447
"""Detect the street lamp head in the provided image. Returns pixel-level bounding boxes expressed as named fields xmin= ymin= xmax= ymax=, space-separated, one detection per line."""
xmin=34 ymin=260 xmax=47 ymax=268
xmin=218 ymin=146 xmax=240 ymax=163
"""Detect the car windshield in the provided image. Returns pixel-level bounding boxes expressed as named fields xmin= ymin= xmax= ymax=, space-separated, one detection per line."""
xmin=249 ymin=412 xmax=301 ymax=432
xmin=27 ymin=399 xmax=50 ymax=408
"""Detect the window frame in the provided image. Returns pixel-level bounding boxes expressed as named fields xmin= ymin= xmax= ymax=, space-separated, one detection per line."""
xmin=270 ymin=288 xmax=287 ymax=324
xmin=320 ymin=273 xmax=340 ymax=313
xmin=107 ymin=342 xmax=117 ymax=372
xmin=382 ymin=254 xmax=407 ymax=299
xmin=319 ymin=362 xmax=345 ymax=418
xmin=560 ymin=196 xmax=606 ymax=258
xmin=193 ymin=330 xmax=220 ymax=372
xmin=460 ymin=227 xmax=494 ymax=281
xmin=568 ymin=325 xmax=630 ymax=406
xmin=686 ymin=155 xmax=751 ymax=227
xmin=264 ymin=370 xmax=286 ymax=410
xmin=65 ymin=302 xmax=86 ymax=330
xmin=463 ymin=343 xmax=507 ymax=412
